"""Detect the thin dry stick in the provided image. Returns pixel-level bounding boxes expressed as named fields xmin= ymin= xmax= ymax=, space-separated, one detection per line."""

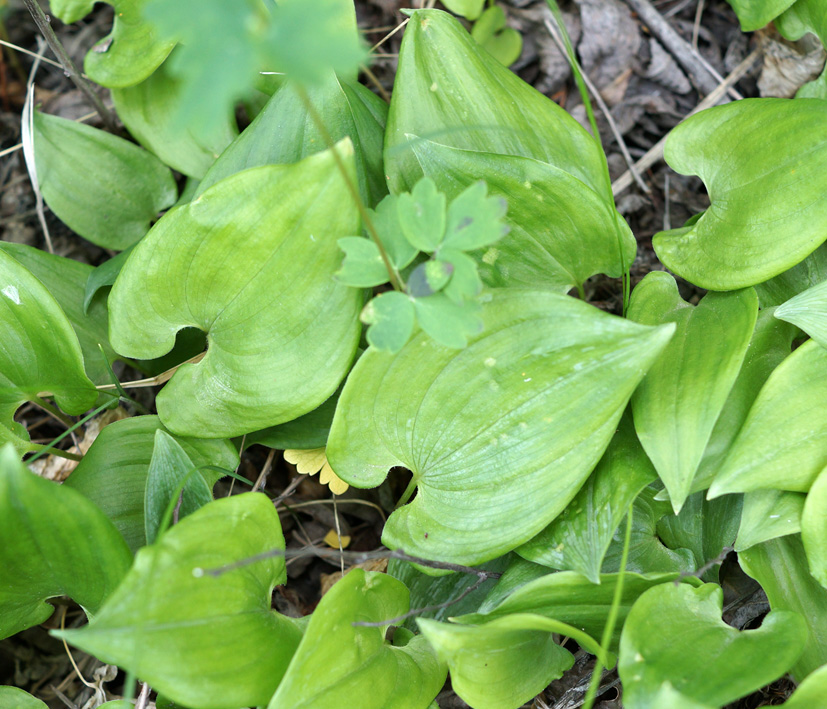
xmin=0 ymin=38 xmax=63 ymax=70
xmin=272 ymin=472 xmax=308 ymax=506
xmin=611 ymin=47 xmax=760 ymax=195
xmin=279 ymin=498 xmax=387 ymax=523
xmin=21 ymin=0 xmax=116 ymax=132
xmin=96 ymin=352 xmax=206 ymax=390
xmin=333 ymin=495 xmax=345 ymax=575
xmin=59 ymin=608 xmax=96 ymax=690
xmin=135 ymin=681 xmax=152 ymax=709
xmin=692 ymin=0 xmax=705 ymax=50
xmin=544 ymin=17 xmax=650 ymax=194
xmin=361 ymin=63 xmax=391 ymax=103
xmin=370 ymin=17 xmax=409 ymax=53
xmin=251 ymin=448 xmax=276 ymax=493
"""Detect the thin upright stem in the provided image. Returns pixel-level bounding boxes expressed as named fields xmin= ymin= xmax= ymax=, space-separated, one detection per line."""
xmin=21 ymin=0 xmax=117 ymax=132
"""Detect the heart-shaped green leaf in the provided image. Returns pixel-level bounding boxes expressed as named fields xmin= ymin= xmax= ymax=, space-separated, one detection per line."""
xmin=518 ymin=411 xmax=657 ymax=582
xmin=802 ymin=466 xmax=827 ymax=587
xmin=709 ymin=340 xmax=827 ymax=497
xmin=50 ymin=0 xmax=175 ymax=87
xmin=619 ymin=582 xmax=807 ymax=708
xmin=460 ymin=570 xmax=699 ymax=652
xmin=418 ymin=614 xmax=609 ymax=709
xmin=111 ymin=52 xmax=239 ymax=179
xmin=108 ymin=143 xmax=362 ymax=438
xmin=198 ymin=73 xmax=387 ymax=206
xmin=267 ymin=569 xmax=446 ymax=708
xmin=64 ymin=416 xmax=238 ymax=552
xmin=725 ymin=0 xmax=796 ymax=30
xmin=628 ymin=272 xmax=758 ymax=511
xmin=0 ymin=687 xmax=47 ymax=708
xmin=327 ymin=289 xmax=674 ymax=565
xmin=0 ymin=242 xmax=120 ymax=386
xmin=738 ymin=536 xmax=827 ymax=680
xmin=57 ymin=493 xmax=302 ymax=709
xmin=0 ymin=444 xmax=132 ymax=640
xmin=776 ymin=279 xmax=827 ymax=347
xmin=0 ymin=249 xmax=97 ymax=454
xmin=736 ymin=489 xmax=805 ymax=551
xmin=654 ymin=98 xmax=827 ymax=290
xmin=33 ymin=110 xmax=177 ymax=250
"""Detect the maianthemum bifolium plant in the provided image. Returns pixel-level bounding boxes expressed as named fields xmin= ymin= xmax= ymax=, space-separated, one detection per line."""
xmin=3 ymin=0 xmax=827 ymax=707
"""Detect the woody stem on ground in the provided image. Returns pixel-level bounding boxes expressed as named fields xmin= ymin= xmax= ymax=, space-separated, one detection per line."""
xmin=295 ymin=84 xmax=406 ymax=292
xmin=21 ymin=0 xmax=117 ymax=132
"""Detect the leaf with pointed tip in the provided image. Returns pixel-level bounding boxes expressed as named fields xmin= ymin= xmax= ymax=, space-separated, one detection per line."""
xmin=776 ymin=279 xmax=827 ymax=347
xmin=739 ymin=536 xmax=827 ymax=680
xmin=108 ymin=144 xmax=362 ymax=438
xmin=0 ymin=250 xmax=98 ymax=454
xmin=50 ymin=0 xmax=175 ymax=87
xmin=459 ymin=570 xmax=699 ymax=653
xmin=267 ymin=569 xmax=445 ymax=709
xmin=802 ymin=466 xmax=827 ymax=587
xmin=725 ymin=0 xmax=796 ymax=31
xmin=64 ymin=416 xmax=238 ymax=553
xmin=736 ymin=489 xmax=805 ymax=551
xmin=328 ymin=289 xmax=673 ymax=565
xmin=619 ymin=582 xmax=807 ymax=708
xmin=628 ymin=272 xmax=758 ymax=512
xmin=0 ymin=687 xmax=47 ymax=708
xmin=518 ymin=411 xmax=656 ymax=582
xmin=0 ymin=242 xmax=119 ymax=386
xmin=56 ymin=494 xmax=302 ymax=709
xmin=0 ymin=445 xmax=132 ymax=640
xmin=362 ymin=291 xmax=416 ymax=353
xmin=397 ymin=177 xmax=447 ymax=252
xmin=418 ymin=614 xmax=609 ymax=709
xmin=111 ymin=52 xmax=238 ymax=179
xmin=654 ymin=98 xmax=827 ymax=290
xmin=709 ymin=340 xmax=827 ymax=497
xmin=197 ymin=73 xmax=387 ymax=205
xmin=754 ymin=243 xmax=827 ymax=308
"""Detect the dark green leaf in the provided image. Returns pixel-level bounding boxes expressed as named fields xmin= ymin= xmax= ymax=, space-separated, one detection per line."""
xmin=245 ymin=387 xmax=341 ymax=451
xmin=83 ymin=247 xmax=133 ymax=314
xmin=396 ymin=177 xmax=447 ymax=252
xmin=361 ymin=291 xmax=416 ymax=353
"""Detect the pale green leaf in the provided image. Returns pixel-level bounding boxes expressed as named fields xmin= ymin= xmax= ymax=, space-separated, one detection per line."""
xmin=328 ymin=289 xmax=673 ymax=565
xmin=362 ymin=291 xmax=416 ymax=353
xmin=725 ymin=0 xmax=796 ymax=30
xmin=442 ymin=180 xmax=508 ymax=252
xmin=418 ymin=614 xmax=609 ymax=709
xmin=64 ymin=416 xmax=238 ymax=553
xmin=471 ymin=6 xmax=523 ymax=67
xmin=736 ymin=489 xmax=805 ymax=551
xmin=739 ymin=535 xmax=827 ymax=680
xmin=518 ymin=411 xmax=657 ymax=582
xmin=371 ymin=194 xmax=420 ymax=269
xmin=0 ymin=444 xmax=132 ymax=640
xmin=57 ymin=493 xmax=302 ymax=709
xmin=709 ymin=340 xmax=827 ymax=496
xmin=268 ymin=569 xmax=446 ymax=709
xmin=336 ymin=237 xmax=389 ymax=287
xmin=0 ymin=250 xmax=97 ymax=454
xmin=413 ymin=292 xmax=482 ymax=348
xmin=628 ymin=272 xmax=758 ymax=511
xmin=619 ymin=582 xmax=807 ymax=708
xmin=440 ymin=0 xmax=485 ymax=21
xmin=441 ymin=248 xmax=482 ymax=303
xmin=654 ymin=98 xmax=827 ymax=290
xmin=108 ymin=143 xmax=362 ymax=438
xmin=397 ymin=177 xmax=447 ymax=252
xmin=754 ymin=243 xmax=827 ymax=308
xmin=802 ymin=465 xmax=827 ymax=587
xmin=0 ymin=687 xmax=47 ymax=709
xmin=776 ymin=279 xmax=827 ymax=347
xmin=33 ymin=111 xmax=176 ymax=250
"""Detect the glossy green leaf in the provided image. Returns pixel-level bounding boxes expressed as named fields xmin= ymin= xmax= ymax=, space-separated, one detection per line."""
xmin=57 ymin=493 xmax=302 ymax=709
xmin=619 ymin=582 xmax=807 ymax=708
xmin=739 ymin=535 xmax=827 ymax=680
xmin=327 ymin=289 xmax=673 ymax=565
xmin=476 ymin=557 xmax=551 ymax=614
xmin=0 ymin=242 xmax=120 ymax=386
xmin=518 ymin=411 xmax=657 ymax=582
xmin=442 ymin=180 xmax=508 ymax=252
xmin=754 ymin=243 xmax=827 ymax=308
xmin=198 ymin=73 xmax=387 ymax=206
xmin=336 ymin=237 xmax=390 ymax=287
xmin=783 ymin=663 xmax=827 ymax=707
xmin=736 ymin=489 xmax=805 ymax=551
xmin=0 ymin=249 xmax=97 ymax=454
xmin=144 ymin=430 xmax=212 ymax=545
xmin=361 ymin=291 xmax=416 ymax=353
xmin=0 ymin=445 xmax=132 ymax=640
xmin=111 ymin=53 xmax=238 ymax=179
xmin=268 ymin=569 xmax=445 ymax=708
xmin=441 ymin=0 xmax=484 ymax=20
xmin=397 ymin=177 xmax=447 ymax=252
xmin=419 ymin=614 xmax=609 ymax=709
xmin=64 ymin=416 xmax=238 ymax=553
xmin=628 ymin=272 xmax=758 ymax=511
xmin=108 ymin=143 xmax=362 ymax=438
xmin=50 ymin=0 xmax=174 ymax=87
xmin=33 ymin=111 xmax=176 ymax=250
xmin=471 ymin=6 xmax=523 ymax=67
xmin=709 ymin=340 xmax=827 ymax=496
xmin=0 ymin=687 xmax=47 ymax=708
xmin=83 ymin=247 xmax=133 ymax=314
xmin=460 ymin=570 xmax=699 ymax=652
xmin=654 ymin=99 xmax=827 ymax=290
xmin=776 ymin=279 xmax=827 ymax=347
xmin=725 ymin=0 xmax=796 ymax=30
xmin=413 ymin=293 xmax=482 ymax=348
xmin=802 ymin=465 xmax=827 ymax=587
xmin=692 ymin=308 xmax=798 ymax=493
xmin=246 ymin=387 xmax=341 ymax=451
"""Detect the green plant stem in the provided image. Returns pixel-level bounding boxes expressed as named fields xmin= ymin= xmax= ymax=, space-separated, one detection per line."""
xmin=28 ymin=399 xmax=115 ymax=463
xmin=31 ymin=395 xmax=74 ymax=427
xmin=20 ymin=0 xmax=117 ymax=133
xmin=28 ymin=444 xmax=82 ymax=462
xmin=294 ymin=84 xmax=405 ymax=292
xmin=396 ymin=475 xmax=419 ymax=508
xmin=582 ymin=505 xmax=634 ymax=709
